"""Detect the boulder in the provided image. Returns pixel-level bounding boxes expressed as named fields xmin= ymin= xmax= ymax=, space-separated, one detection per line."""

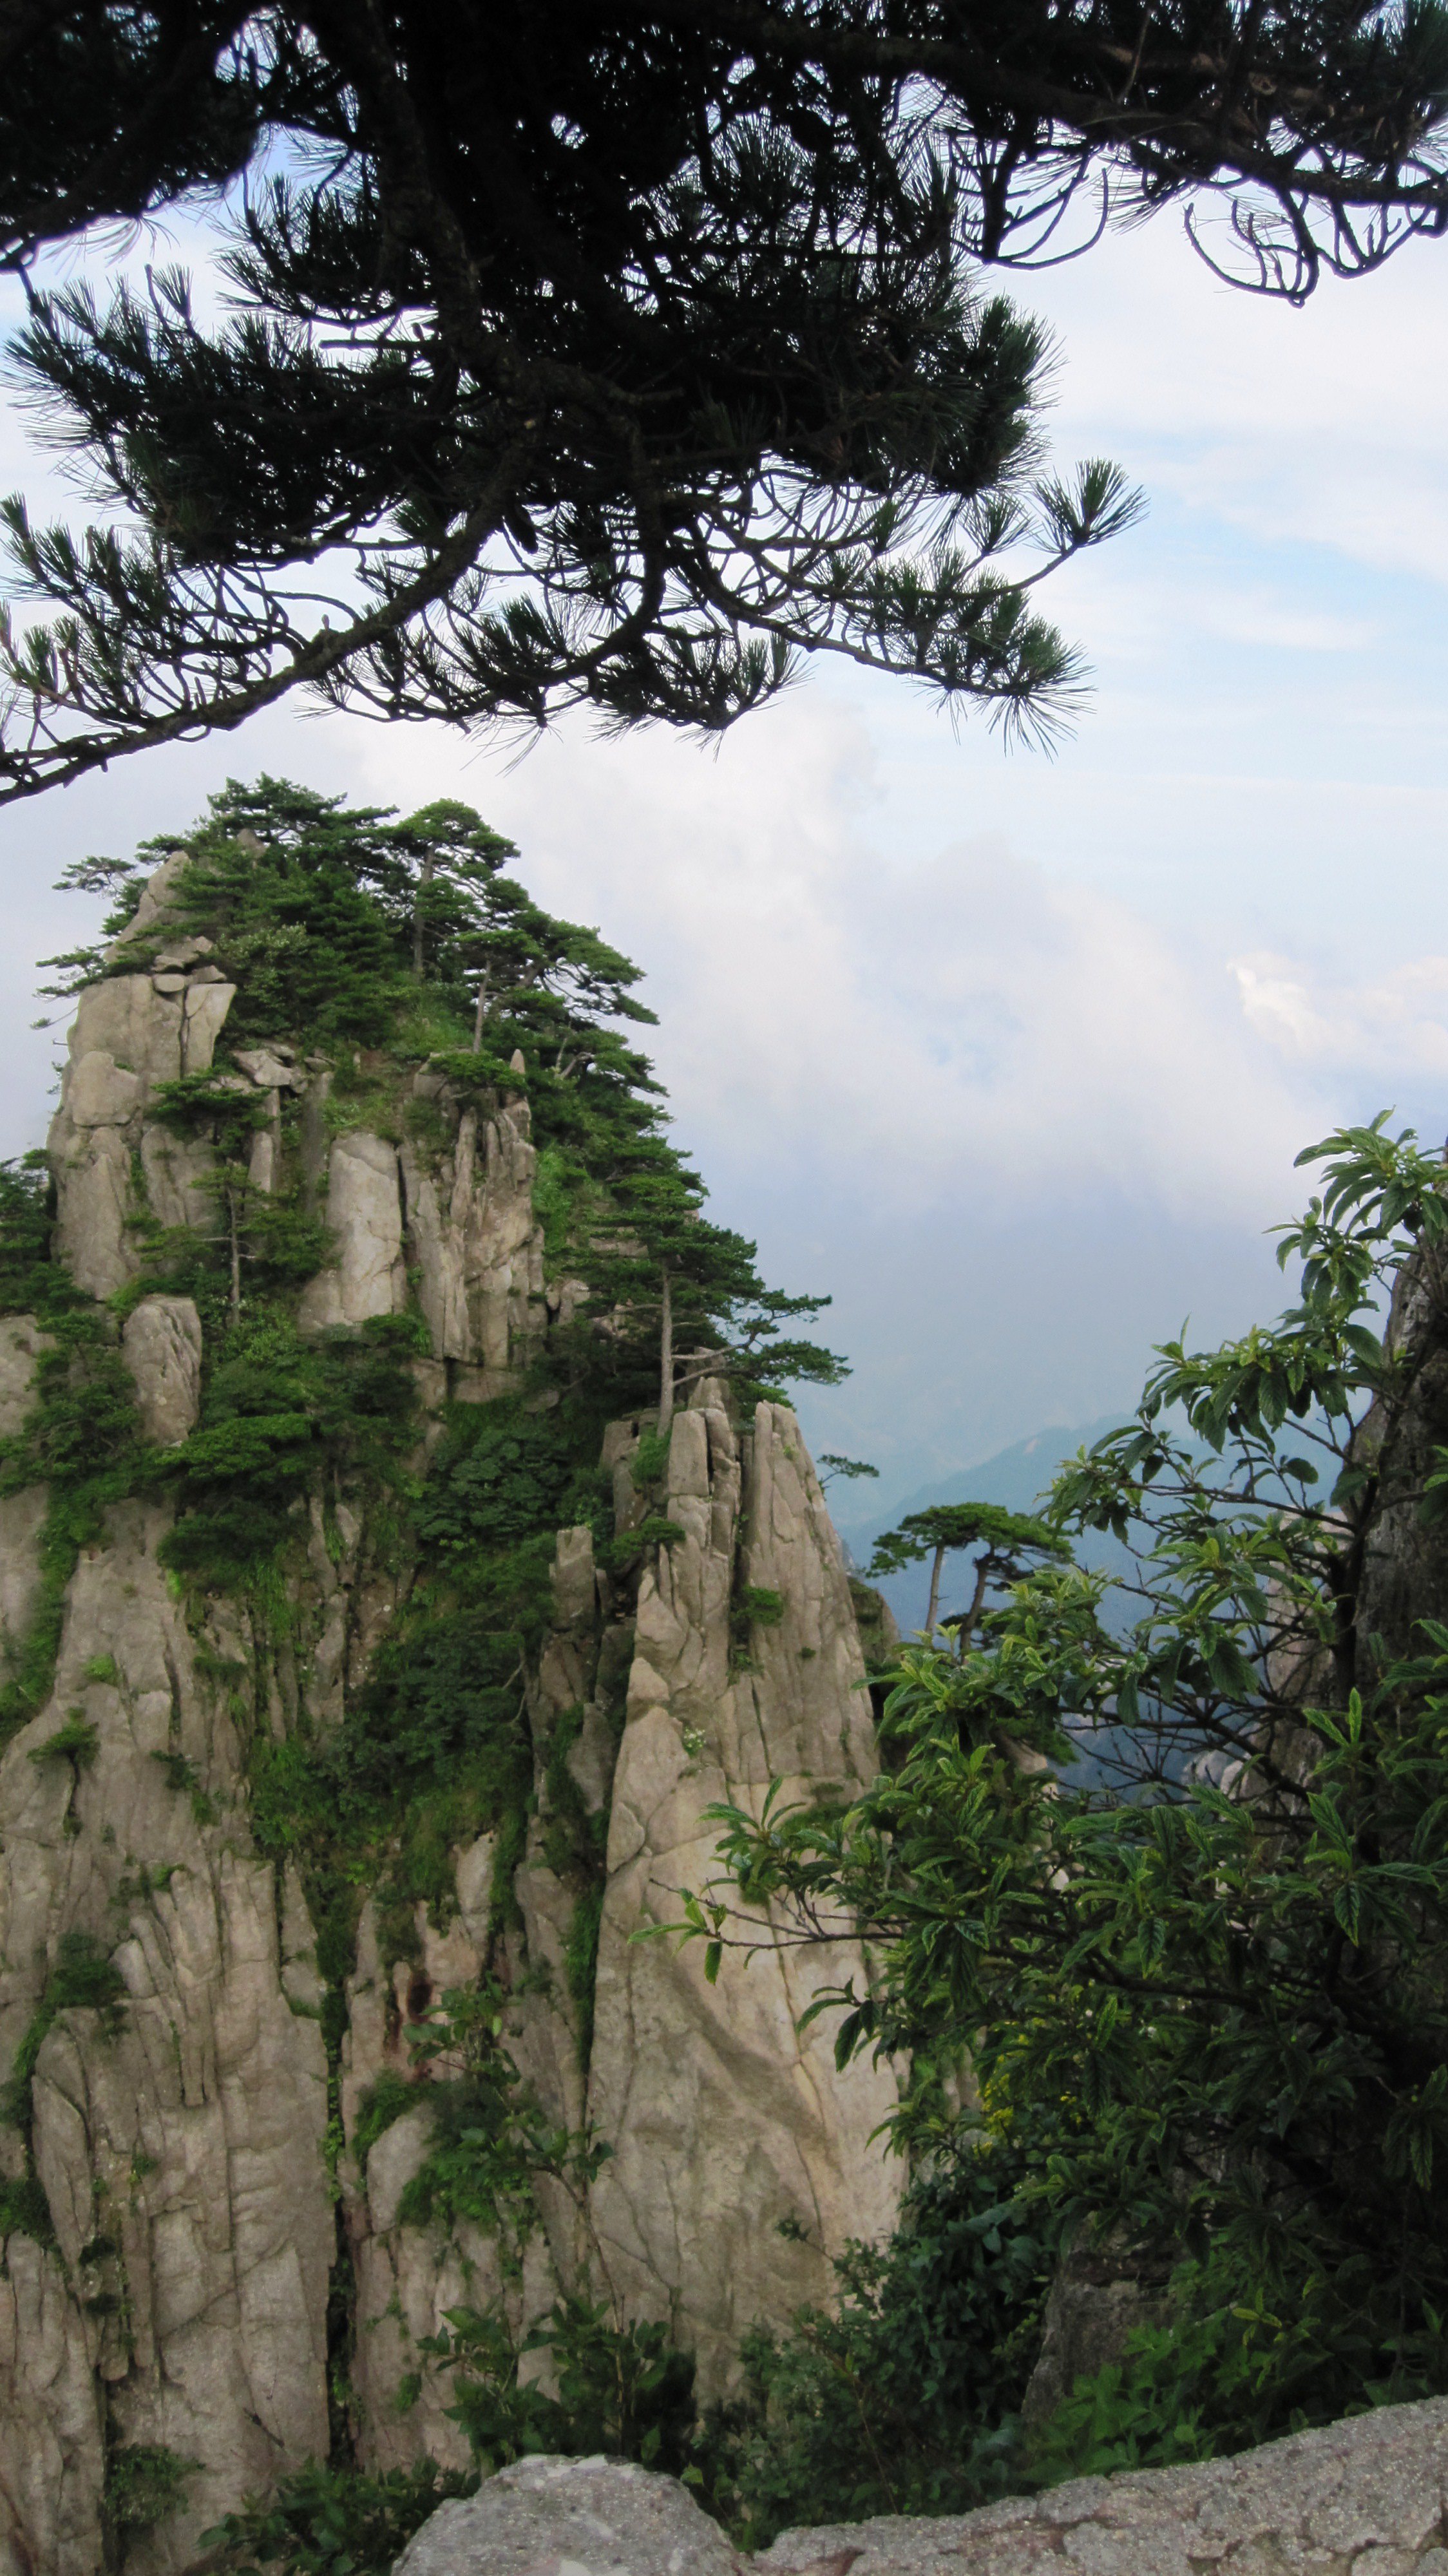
xmin=66 ymin=1048 xmax=144 ymax=1128
xmin=233 ymin=1044 xmax=305 ymax=1092
xmin=180 ymin=975 xmax=238 ymax=1072
xmin=151 ymin=934 xmax=214 ymax=971
xmin=394 ymin=2401 xmax=1448 ymax=2576
xmin=392 ymin=2454 xmax=739 ymax=2576
xmin=66 ymin=971 xmax=183 ymax=1088
xmin=122 ymin=1294 xmax=203 ymax=1445
xmin=1020 ymin=2230 xmax=1175 ymax=2433
xmin=49 ymin=1124 xmax=135 ymax=1300
xmin=754 ymin=2394 xmax=1448 ymax=2576
xmin=394 ymin=2400 xmax=1448 ymax=2576
xmin=104 ymin=846 xmax=193 ymax=957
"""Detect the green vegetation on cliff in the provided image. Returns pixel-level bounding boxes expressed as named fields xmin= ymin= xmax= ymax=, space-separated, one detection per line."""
xmin=0 ymin=778 xmax=859 ymax=2544
xmin=21 ymin=778 xmax=1448 ymax=2570
xmin=696 ymin=1119 xmax=1448 ymax=2486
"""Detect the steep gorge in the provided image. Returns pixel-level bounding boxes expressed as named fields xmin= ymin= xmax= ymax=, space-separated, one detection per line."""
xmin=0 ymin=789 xmax=899 ymax=2576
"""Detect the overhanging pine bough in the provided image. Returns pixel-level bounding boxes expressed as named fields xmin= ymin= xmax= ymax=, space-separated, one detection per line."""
xmin=1 ymin=5 xmax=1445 ymax=801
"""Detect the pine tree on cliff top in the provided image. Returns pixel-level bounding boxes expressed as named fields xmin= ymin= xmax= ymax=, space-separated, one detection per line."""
xmin=3 ymin=5 xmax=1448 ymax=800
xmin=55 ymin=773 xmax=846 ymax=1422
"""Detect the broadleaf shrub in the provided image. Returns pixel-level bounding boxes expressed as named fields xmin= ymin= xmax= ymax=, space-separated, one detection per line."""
xmin=676 ymin=1120 xmax=1448 ymax=2474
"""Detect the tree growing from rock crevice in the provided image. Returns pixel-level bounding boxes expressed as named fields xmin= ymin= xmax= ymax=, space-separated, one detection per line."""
xmin=870 ymin=1500 xmax=1067 ymax=1643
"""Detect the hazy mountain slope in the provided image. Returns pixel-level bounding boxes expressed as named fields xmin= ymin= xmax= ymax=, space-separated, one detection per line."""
xmin=834 ymin=1416 xmax=1130 ymax=1637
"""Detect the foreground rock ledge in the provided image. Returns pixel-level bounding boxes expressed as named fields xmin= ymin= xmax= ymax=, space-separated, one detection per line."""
xmin=394 ymin=2398 xmax=1448 ymax=2576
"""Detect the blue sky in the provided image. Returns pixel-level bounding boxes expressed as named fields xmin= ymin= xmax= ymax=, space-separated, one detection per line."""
xmin=1 ymin=203 xmax=1445 ymax=1513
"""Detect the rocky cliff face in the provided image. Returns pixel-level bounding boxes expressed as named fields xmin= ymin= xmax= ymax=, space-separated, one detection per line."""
xmin=0 ymin=840 xmax=899 ymax=2575
xmin=588 ymin=1390 xmax=899 ymax=2392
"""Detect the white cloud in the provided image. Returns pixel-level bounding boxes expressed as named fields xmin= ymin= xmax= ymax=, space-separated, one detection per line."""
xmin=1232 ymin=949 xmax=1448 ymax=1080
xmin=347 ymin=692 xmax=1321 ymax=1229
xmin=1026 ymin=217 xmax=1448 ymax=592
xmin=0 ymin=197 xmax=1443 ymax=1470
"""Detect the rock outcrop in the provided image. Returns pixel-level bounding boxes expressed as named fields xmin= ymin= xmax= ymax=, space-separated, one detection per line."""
xmin=122 ymin=1298 xmax=203 ymax=1447
xmin=401 ymin=1083 xmax=544 ymax=1376
xmin=0 ymin=843 xmax=900 ymax=2570
xmin=48 ymin=896 xmax=238 ymax=1301
xmin=757 ymin=2393 xmax=1448 ymax=2576
xmin=332 ymin=1381 xmax=902 ymax=2442
xmin=297 ymin=1130 xmax=408 ymax=1331
xmin=394 ymin=2451 xmax=739 ymax=2576
xmin=395 ymin=2398 xmax=1448 ymax=2576
xmin=0 ymin=1495 xmax=333 ymax=2576
xmin=587 ymin=1390 xmax=900 ymax=2391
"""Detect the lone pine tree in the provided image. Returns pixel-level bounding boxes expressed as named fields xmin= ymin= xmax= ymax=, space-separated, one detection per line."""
xmin=2 ymin=4 xmax=1447 ymax=800
xmin=870 ymin=1500 xmax=1067 ymax=1642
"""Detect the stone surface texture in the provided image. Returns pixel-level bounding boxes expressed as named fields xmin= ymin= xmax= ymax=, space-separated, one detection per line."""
xmin=757 ymin=2395 xmax=1448 ymax=2576
xmin=122 ymin=1296 xmax=203 ymax=1446
xmin=0 ymin=1314 xmax=54 ymax=1440
xmin=47 ymin=907 xmax=234 ymax=1299
xmin=298 ymin=1128 xmax=408 ymax=1330
xmin=0 ymin=1485 xmax=48 ymax=1680
xmin=586 ymin=1387 xmax=902 ymax=2395
xmin=394 ymin=2452 xmax=741 ymax=2576
xmin=0 ymin=1502 xmax=332 ymax=2576
xmin=338 ymin=1880 xmax=557 ymax=2480
xmin=400 ymin=1081 xmax=546 ymax=1369
xmin=0 ymin=1320 xmax=51 ymax=1693
xmin=393 ymin=2401 xmax=1448 ymax=2576
xmin=1020 ymin=2231 xmax=1177 ymax=2436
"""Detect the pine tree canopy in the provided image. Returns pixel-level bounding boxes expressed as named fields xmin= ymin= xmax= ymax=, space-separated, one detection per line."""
xmin=1 ymin=5 xmax=1445 ymax=804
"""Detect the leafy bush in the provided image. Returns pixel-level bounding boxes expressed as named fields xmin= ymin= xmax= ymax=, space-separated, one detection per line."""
xmin=0 ymin=1169 xmax=148 ymax=1748
xmin=601 ymin=1513 xmax=686 ymax=1573
xmin=681 ymin=1121 xmax=1448 ymax=2471
xmin=1032 ymin=2242 xmax=1448 ymax=2482
xmin=1 ymin=1339 xmax=140 ymax=1492
xmin=723 ymin=2150 xmax=1047 ymax=2541
xmin=155 ymin=1313 xmax=423 ymax=1595
xmin=352 ymin=2069 xmax=423 ymax=2169
xmin=201 ymin=2457 xmax=476 ymax=2576
xmin=1 ymin=1931 xmax=127 ymax=2164
xmin=395 ymin=1980 xmax=605 ymax=2243
xmin=28 ymin=1714 xmax=98 ymax=1769
xmin=335 ymin=1590 xmax=538 ymax=1815
xmin=0 ymin=1155 xmax=56 ymax=1315
xmin=431 ymin=2294 xmax=702 ymax=2481
xmin=629 ymin=1426 xmax=672 ymax=1490
xmin=0 ymin=2174 xmax=53 ymax=2240
xmin=739 ymin=1586 xmax=785 ymax=1627
xmin=106 ymin=2443 xmax=198 ymax=2533
xmin=416 ymin=1401 xmax=585 ymax=1557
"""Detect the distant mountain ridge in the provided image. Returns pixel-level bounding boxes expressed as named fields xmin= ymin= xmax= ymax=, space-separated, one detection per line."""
xmin=835 ymin=1414 xmax=1130 ymax=1636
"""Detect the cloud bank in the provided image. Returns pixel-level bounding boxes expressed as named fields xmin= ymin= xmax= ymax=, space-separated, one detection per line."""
xmin=350 ymin=693 xmax=1324 ymax=1228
